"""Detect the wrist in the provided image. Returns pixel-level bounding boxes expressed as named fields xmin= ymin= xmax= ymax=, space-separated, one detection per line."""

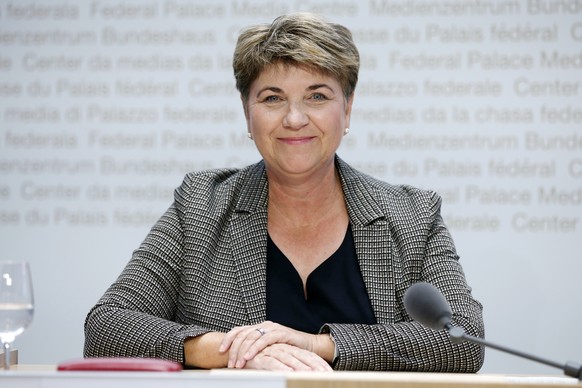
xmin=184 ymin=332 xmax=228 ymax=369
xmin=311 ymin=333 xmax=336 ymax=364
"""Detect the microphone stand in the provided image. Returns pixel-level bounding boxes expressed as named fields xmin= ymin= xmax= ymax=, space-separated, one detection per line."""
xmin=445 ymin=324 xmax=582 ymax=381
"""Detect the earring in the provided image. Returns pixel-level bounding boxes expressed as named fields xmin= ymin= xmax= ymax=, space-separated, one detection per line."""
xmin=344 ymin=127 xmax=350 ymax=135
xmin=247 ymin=132 xmax=253 ymax=139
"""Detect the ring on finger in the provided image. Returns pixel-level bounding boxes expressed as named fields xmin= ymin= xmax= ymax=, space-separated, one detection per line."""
xmin=256 ymin=328 xmax=266 ymax=336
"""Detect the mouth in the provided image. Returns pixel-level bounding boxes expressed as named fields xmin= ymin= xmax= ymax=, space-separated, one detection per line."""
xmin=278 ymin=136 xmax=316 ymax=145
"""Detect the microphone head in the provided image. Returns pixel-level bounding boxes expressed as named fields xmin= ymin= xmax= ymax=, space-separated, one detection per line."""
xmin=404 ymin=282 xmax=452 ymax=330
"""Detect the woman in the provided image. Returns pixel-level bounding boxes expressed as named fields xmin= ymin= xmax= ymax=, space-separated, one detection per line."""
xmin=84 ymin=12 xmax=485 ymax=372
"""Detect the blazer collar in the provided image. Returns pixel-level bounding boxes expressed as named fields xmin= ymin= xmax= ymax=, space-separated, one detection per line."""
xmin=233 ymin=156 xmax=387 ymax=224
xmin=234 ymin=160 xmax=269 ymax=214
xmin=335 ymin=156 xmax=386 ymax=227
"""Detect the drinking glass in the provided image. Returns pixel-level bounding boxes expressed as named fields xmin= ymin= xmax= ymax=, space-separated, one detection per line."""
xmin=0 ymin=261 xmax=34 ymax=370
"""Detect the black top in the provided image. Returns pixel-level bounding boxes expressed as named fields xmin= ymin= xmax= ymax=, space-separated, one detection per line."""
xmin=266 ymin=225 xmax=377 ymax=334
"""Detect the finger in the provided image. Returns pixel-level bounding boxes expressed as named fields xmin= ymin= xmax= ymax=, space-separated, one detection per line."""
xmin=245 ymin=353 xmax=294 ymax=371
xmin=282 ymin=347 xmax=333 ymax=371
xmin=222 ymin=321 xmax=273 ymax=352
xmin=240 ymin=322 xmax=298 ymax=360
xmin=219 ymin=325 xmax=247 ymax=352
xmin=234 ymin=323 xmax=280 ymax=367
xmin=256 ymin=344 xmax=331 ymax=372
xmin=230 ymin=327 xmax=265 ymax=368
xmin=241 ymin=328 xmax=283 ymax=361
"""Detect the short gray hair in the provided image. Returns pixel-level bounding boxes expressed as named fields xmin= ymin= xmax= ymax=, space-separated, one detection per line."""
xmin=233 ymin=12 xmax=360 ymax=102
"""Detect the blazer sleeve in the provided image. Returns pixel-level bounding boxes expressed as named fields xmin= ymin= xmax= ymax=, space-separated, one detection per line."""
xmin=322 ymin=190 xmax=485 ymax=372
xmin=83 ymin=174 xmax=219 ymax=363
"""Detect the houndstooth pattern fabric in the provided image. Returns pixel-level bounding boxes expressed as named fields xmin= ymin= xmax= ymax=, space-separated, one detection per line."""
xmin=84 ymin=156 xmax=485 ymax=372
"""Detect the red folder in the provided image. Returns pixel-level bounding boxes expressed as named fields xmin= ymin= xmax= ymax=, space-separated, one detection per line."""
xmin=57 ymin=357 xmax=183 ymax=372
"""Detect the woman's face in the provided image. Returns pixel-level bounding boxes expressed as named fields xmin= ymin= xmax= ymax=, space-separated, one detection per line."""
xmin=244 ymin=63 xmax=353 ymax=179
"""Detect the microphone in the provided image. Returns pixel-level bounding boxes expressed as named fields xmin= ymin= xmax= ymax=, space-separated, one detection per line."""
xmin=403 ymin=282 xmax=582 ymax=381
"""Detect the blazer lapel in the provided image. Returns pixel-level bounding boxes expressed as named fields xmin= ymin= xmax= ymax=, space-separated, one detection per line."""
xmin=229 ymin=162 xmax=269 ymax=324
xmin=337 ymin=158 xmax=397 ymax=324
xmin=351 ymin=222 xmax=396 ymax=324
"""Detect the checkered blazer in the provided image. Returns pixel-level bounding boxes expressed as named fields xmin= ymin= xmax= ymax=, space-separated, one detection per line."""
xmin=84 ymin=156 xmax=485 ymax=372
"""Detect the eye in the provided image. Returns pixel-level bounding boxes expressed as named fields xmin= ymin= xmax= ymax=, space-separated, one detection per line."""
xmin=263 ymin=95 xmax=281 ymax=103
xmin=310 ymin=93 xmax=329 ymax=101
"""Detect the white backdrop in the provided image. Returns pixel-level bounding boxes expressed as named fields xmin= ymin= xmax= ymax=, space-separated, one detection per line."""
xmin=1 ymin=0 xmax=581 ymax=375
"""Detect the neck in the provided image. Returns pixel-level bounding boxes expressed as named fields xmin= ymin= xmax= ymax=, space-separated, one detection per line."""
xmin=267 ymin=163 xmax=344 ymax=227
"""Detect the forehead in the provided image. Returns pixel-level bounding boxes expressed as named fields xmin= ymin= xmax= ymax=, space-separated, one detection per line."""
xmin=252 ymin=62 xmax=339 ymax=89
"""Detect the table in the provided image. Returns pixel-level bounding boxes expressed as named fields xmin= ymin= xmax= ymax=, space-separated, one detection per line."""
xmin=2 ymin=365 xmax=579 ymax=388
xmin=3 ymin=365 xmax=284 ymax=388
xmin=287 ymin=371 xmax=580 ymax=388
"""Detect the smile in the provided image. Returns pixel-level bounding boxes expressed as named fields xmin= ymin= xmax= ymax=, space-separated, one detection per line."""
xmin=278 ymin=136 xmax=315 ymax=145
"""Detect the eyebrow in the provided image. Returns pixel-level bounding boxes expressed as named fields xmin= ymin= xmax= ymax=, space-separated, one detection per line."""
xmin=307 ymin=84 xmax=334 ymax=92
xmin=255 ymin=84 xmax=335 ymax=98
xmin=255 ymin=86 xmax=283 ymax=98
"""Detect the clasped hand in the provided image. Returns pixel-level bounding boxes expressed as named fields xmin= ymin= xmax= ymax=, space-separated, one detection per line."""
xmin=218 ymin=321 xmax=332 ymax=371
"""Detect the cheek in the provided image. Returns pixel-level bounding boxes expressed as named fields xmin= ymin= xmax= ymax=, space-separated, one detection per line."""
xmin=323 ymin=107 xmax=349 ymax=131
xmin=250 ymin=110 xmax=282 ymax=134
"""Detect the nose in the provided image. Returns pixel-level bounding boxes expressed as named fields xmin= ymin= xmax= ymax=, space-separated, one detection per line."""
xmin=282 ymin=101 xmax=309 ymax=129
